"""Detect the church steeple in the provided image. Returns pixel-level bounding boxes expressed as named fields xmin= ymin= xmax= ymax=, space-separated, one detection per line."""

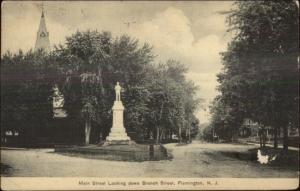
xmin=34 ymin=10 xmax=50 ymax=52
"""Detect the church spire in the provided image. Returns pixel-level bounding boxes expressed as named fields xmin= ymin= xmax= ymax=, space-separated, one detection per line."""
xmin=34 ymin=9 xmax=50 ymax=52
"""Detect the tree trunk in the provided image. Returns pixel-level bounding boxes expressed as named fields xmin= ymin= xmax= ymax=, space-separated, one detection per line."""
xmin=188 ymin=126 xmax=191 ymax=143
xmin=159 ymin=128 xmax=164 ymax=142
xmin=179 ymin=126 xmax=182 ymax=143
xmin=185 ymin=127 xmax=189 ymax=142
xmin=147 ymin=129 xmax=150 ymax=139
xmin=99 ymin=131 xmax=102 ymax=144
xmin=259 ymin=133 xmax=262 ymax=148
xmin=258 ymin=124 xmax=262 ymax=148
xmin=186 ymin=116 xmax=191 ymax=143
xmin=156 ymin=126 xmax=159 ymax=144
xmin=262 ymin=126 xmax=267 ymax=148
xmin=273 ymin=127 xmax=278 ymax=149
xmin=85 ymin=119 xmax=91 ymax=145
xmin=97 ymin=66 xmax=105 ymax=99
xmin=283 ymin=125 xmax=288 ymax=152
xmin=156 ymin=101 xmax=164 ymax=144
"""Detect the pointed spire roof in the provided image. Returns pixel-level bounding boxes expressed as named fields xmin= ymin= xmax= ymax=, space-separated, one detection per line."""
xmin=37 ymin=10 xmax=47 ymax=33
xmin=35 ymin=10 xmax=50 ymax=52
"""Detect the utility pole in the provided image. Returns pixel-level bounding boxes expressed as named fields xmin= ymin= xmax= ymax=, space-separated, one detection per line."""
xmin=124 ymin=21 xmax=136 ymax=28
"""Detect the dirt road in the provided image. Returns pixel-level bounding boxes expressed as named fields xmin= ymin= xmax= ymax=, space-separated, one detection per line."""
xmin=1 ymin=142 xmax=298 ymax=177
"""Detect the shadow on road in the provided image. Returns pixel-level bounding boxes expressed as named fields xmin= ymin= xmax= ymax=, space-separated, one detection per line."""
xmin=1 ymin=163 xmax=13 ymax=176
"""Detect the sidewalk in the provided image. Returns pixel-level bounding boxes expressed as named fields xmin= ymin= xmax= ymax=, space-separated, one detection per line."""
xmin=243 ymin=142 xmax=299 ymax=151
xmin=0 ymin=147 xmax=28 ymax=150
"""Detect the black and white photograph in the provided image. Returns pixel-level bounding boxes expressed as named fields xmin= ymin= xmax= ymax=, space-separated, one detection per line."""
xmin=1 ymin=1 xmax=299 ymax=190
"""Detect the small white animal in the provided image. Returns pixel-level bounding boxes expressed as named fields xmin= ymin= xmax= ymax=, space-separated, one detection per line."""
xmin=257 ymin=150 xmax=269 ymax=164
xmin=257 ymin=150 xmax=277 ymax=164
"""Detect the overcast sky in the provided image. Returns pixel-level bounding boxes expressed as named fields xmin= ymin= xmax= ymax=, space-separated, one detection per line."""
xmin=2 ymin=1 xmax=234 ymax=123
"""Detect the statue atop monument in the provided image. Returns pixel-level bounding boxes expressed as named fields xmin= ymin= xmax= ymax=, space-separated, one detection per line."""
xmin=115 ymin=82 xmax=121 ymax=101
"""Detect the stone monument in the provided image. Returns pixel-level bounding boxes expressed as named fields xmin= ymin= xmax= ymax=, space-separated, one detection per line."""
xmin=105 ymin=82 xmax=132 ymax=145
xmin=55 ymin=83 xmax=169 ymax=161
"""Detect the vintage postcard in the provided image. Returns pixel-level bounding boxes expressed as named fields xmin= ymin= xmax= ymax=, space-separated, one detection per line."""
xmin=1 ymin=1 xmax=299 ymax=190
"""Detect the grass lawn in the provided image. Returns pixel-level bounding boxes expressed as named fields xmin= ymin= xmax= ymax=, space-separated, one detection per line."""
xmin=54 ymin=144 xmax=169 ymax=161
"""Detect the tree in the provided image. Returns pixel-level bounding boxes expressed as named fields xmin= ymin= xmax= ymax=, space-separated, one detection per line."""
xmin=212 ymin=1 xmax=299 ymax=151
xmin=80 ymin=73 xmax=99 ymax=144
xmin=1 ymin=50 xmax=55 ymax=145
xmin=145 ymin=61 xmax=200 ymax=144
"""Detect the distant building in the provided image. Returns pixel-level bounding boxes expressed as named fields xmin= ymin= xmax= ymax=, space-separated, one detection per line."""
xmin=34 ymin=10 xmax=50 ymax=52
xmin=241 ymin=119 xmax=259 ymax=137
xmin=240 ymin=119 xmax=273 ymax=137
